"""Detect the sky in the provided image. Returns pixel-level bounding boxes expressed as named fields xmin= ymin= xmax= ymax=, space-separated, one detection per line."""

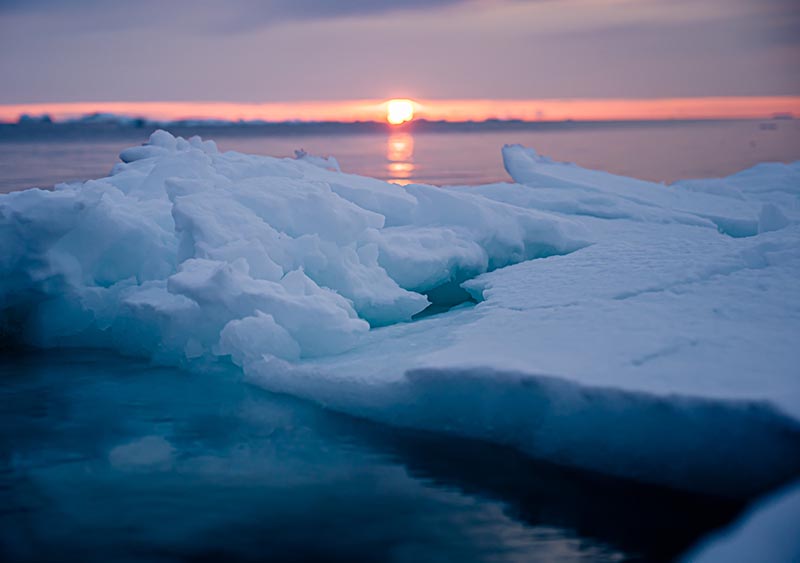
xmin=0 ymin=0 xmax=799 ymax=120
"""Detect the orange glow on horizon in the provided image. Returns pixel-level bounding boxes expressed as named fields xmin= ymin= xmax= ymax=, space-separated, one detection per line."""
xmin=0 ymin=96 xmax=798 ymax=124
xmin=386 ymin=99 xmax=415 ymax=125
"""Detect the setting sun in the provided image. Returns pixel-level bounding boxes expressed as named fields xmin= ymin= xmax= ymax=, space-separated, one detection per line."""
xmin=386 ymin=99 xmax=415 ymax=125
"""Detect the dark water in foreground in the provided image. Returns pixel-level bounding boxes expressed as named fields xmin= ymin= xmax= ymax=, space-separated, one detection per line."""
xmin=0 ymin=350 xmax=745 ymax=562
xmin=1 ymin=119 xmax=799 ymax=193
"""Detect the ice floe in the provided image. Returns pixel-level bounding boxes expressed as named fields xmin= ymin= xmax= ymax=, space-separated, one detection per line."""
xmin=1 ymin=131 xmax=799 ymax=502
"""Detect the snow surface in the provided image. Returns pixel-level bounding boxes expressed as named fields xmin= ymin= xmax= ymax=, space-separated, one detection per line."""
xmin=1 ymin=132 xmax=799 ymax=499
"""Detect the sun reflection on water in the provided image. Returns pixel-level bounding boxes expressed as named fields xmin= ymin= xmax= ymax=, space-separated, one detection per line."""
xmin=386 ymin=131 xmax=415 ymax=185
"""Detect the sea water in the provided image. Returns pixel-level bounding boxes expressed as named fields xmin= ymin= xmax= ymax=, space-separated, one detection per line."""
xmin=1 ymin=119 xmax=798 ymax=193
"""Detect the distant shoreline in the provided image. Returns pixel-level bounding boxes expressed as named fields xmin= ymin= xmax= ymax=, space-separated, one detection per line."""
xmin=0 ymin=116 xmax=793 ymax=142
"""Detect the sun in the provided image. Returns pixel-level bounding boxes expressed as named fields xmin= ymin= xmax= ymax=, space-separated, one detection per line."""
xmin=386 ymin=99 xmax=415 ymax=125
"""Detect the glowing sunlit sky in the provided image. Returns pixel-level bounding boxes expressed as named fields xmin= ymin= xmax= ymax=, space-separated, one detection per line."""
xmin=2 ymin=97 xmax=800 ymax=124
xmin=0 ymin=0 xmax=798 ymax=121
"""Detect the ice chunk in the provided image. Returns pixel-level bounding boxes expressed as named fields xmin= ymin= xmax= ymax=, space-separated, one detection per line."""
xmin=217 ymin=311 xmax=301 ymax=364
xmin=502 ymin=144 xmax=764 ymax=237
xmin=293 ymin=148 xmax=341 ymax=173
xmin=166 ymin=259 xmax=369 ymax=358
xmin=371 ymin=226 xmax=488 ymax=292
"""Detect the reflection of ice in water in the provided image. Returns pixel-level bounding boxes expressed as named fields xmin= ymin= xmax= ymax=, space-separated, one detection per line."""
xmin=386 ymin=131 xmax=414 ymax=185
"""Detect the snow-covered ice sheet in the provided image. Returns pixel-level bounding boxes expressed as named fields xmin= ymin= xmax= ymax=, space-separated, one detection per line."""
xmin=1 ymin=132 xmax=799 ymax=499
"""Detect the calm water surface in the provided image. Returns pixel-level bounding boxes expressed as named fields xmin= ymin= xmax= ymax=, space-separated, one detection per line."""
xmin=1 ymin=120 xmax=798 ymax=192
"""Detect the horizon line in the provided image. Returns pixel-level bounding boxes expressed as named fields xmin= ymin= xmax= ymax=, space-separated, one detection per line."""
xmin=1 ymin=96 xmax=798 ymax=124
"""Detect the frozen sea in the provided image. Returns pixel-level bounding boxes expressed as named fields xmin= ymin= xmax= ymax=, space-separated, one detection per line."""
xmin=1 ymin=120 xmax=799 ymax=561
